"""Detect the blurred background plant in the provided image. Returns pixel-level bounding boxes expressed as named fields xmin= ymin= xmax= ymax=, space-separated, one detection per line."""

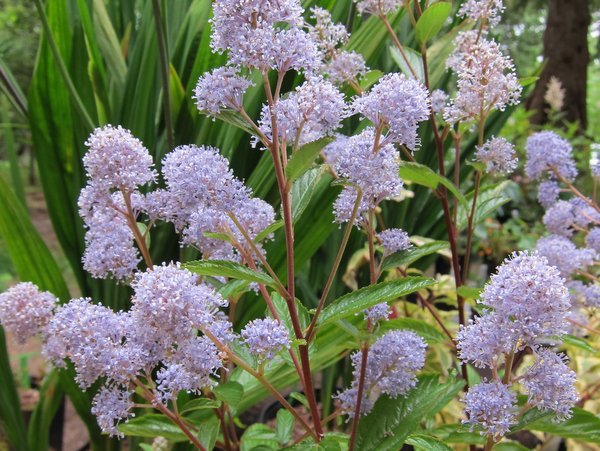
xmin=0 ymin=0 xmax=599 ymax=449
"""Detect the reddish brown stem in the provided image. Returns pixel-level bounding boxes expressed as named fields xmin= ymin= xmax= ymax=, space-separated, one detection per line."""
xmin=462 ymin=171 xmax=482 ymax=282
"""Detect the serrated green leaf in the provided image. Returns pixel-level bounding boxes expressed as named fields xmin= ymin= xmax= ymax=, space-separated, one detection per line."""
xmin=355 ymin=375 xmax=464 ymax=450
xmin=525 ymin=408 xmax=600 ymax=444
xmin=456 ymin=181 xmax=513 ymax=231
xmin=378 ymin=318 xmax=448 ymax=343
xmin=118 ymin=414 xmax=188 ymax=441
xmin=415 ymin=2 xmax=452 ymax=43
xmin=241 ymin=423 xmax=279 ymax=451
xmin=317 ymin=277 xmax=436 ymax=326
xmin=198 ymin=417 xmax=220 ymax=451
xmin=382 ymin=241 xmax=449 ymax=271
xmin=184 ymin=260 xmax=275 ymax=286
xmin=291 ymin=166 xmax=331 ymax=223
xmin=286 ymin=138 xmax=332 ymax=182
xmin=180 ymin=398 xmax=221 ymax=415
xmin=214 ymin=381 xmax=245 ymax=409
xmin=400 ymin=162 xmax=469 ymax=209
xmin=406 ymin=434 xmax=452 ymax=451
xmin=276 ymin=409 xmax=295 ymax=445
xmin=218 ymin=279 xmax=251 ymax=299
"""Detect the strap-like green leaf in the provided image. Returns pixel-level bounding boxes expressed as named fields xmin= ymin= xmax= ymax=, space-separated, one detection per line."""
xmin=317 ymin=277 xmax=436 ymax=326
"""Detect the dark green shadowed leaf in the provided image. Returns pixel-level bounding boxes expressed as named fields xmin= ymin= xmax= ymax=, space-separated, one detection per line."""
xmin=355 ymin=375 xmax=464 ymax=450
xmin=317 ymin=277 xmax=436 ymax=326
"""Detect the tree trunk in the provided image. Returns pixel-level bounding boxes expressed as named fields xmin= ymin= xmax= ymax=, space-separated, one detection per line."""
xmin=526 ymin=0 xmax=590 ymax=129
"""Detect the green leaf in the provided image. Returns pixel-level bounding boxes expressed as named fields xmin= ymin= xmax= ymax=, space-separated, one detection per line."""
xmin=289 ymin=392 xmax=310 ymax=409
xmin=382 ymin=241 xmax=449 ymax=271
xmin=317 ymin=277 xmax=436 ymax=326
xmin=494 ymin=442 xmax=530 ymax=451
xmin=214 ymin=381 xmax=245 ymax=409
xmin=27 ymin=370 xmax=64 ymax=451
xmin=406 ymin=434 xmax=452 ymax=451
xmin=378 ymin=318 xmax=448 ymax=343
xmin=218 ymin=279 xmax=252 ymax=299
xmin=0 ymin=329 xmax=28 ymax=451
xmin=275 ymin=409 xmax=295 ymax=445
xmin=359 ymin=70 xmax=383 ymax=90
xmin=415 ymin=2 xmax=452 ymax=43
xmin=519 ymin=76 xmax=539 ymax=87
xmin=255 ymin=220 xmax=284 ymax=243
xmin=118 ymin=414 xmax=188 ymax=441
xmin=457 ymin=181 xmax=513 ymax=231
xmin=523 ymin=408 xmax=600 ymax=443
xmin=286 ymin=138 xmax=332 ymax=182
xmin=390 ymin=45 xmax=425 ymax=82
xmin=291 ymin=166 xmax=331 ymax=223
xmin=355 ymin=375 xmax=464 ymax=450
xmin=180 ymin=398 xmax=221 ymax=415
xmin=456 ymin=286 xmax=482 ymax=300
xmin=400 ymin=162 xmax=469 ymax=209
xmin=198 ymin=417 xmax=220 ymax=451
xmin=562 ymin=334 xmax=598 ymax=354
xmin=184 ymin=260 xmax=275 ymax=286
xmin=241 ymin=424 xmax=279 ymax=451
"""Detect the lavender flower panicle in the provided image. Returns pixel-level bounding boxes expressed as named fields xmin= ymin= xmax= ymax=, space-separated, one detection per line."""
xmin=325 ymin=51 xmax=368 ymax=85
xmin=308 ymin=7 xmax=348 ymax=57
xmin=445 ymin=35 xmax=521 ymax=124
xmin=463 ymin=381 xmax=517 ymax=438
xmin=363 ymin=302 xmax=391 ymax=323
xmin=148 ymin=145 xmax=275 ymax=259
xmin=430 ymin=89 xmax=449 ymax=115
xmin=83 ymin=125 xmax=156 ymax=191
xmin=586 ymin=227 xmax=600 ymax=253
xmin=352 ymin=73 xmax=430 ymax=150
xmin=258 ymin=78 xmax=346 ymax=146
xmin=194 ymin=66 xmax=253 ymax=117
xmin=475 ymin=136 xmax=518 ymax=175
xmin=336 ymin=330 xmax=426 ymax=418
xmin=478 ymin=251 xmax=570 ymax=342
xmin=458 ymin=0 xmax=505 ymax=26
xmin=525 ymin=131 xmax=578 ymax=182
xmin=522 ymin=348 xmax=578 ymax=421
xmin=543 ymin=200 xmax=578 ymax=237
xmin=377 ymin=228 xmax=411 ymax=256
xmin=536 ymin=235 xmax=595 ymax=277
xmin=537 ymin=180 xmax=561 ymax=209
xmin=91 ymin=385 xmax=135 ymax=438
xmin=241 ymin=318 xmax=291 ymax=363
xmin=457 ymin=313 xmax=517 ymax=369
xmin=0 ymin=282 xmax=57 ymax=343
xmin=325 ymin=128 xmax=403 ymax=223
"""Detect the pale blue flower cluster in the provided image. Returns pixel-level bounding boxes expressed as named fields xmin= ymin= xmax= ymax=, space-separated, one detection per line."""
xmin=193 ymin=67 xmax=253 ymax=117
xmin=337 ymin=330 xmax=427 ymax=418
xmin=475 ymin=136 xmax=518 ymax=175
xmin=463 ymin=380 xmax=517 ymax=438
xmin=536 ymin=235 xmax=595 ymax=277
xmin=352 ymin=73 xmax=430 ymax=150
xmin=458 ymin=0 xmax=505 ymax=26
xmin=0 ymin=282 xmax=56 ymax=343
xmin=445 ymin=33 xmax=521 ymax=124
xmin=377 ymin=228 xmax=411 ymax=256
xmin=525 ymin=131 xmax=578 ymax=182
xmin=241 ymin=318 xmax=291 ymax=363
xmin=324 ymin=128 xmax=403 ymax=223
